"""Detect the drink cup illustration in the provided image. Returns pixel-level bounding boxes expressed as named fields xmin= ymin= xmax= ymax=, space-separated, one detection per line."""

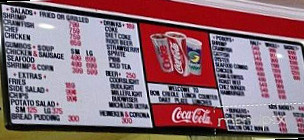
xmin=150 ymin=33 xmax=174 ymax=73
xmin=165 ymin=31 xmax=190 ymax=77
xmin=187 ymin=38 xmax=202 ymax=75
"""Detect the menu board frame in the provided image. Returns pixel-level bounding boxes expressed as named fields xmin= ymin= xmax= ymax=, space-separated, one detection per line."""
xmin=1 ymin=2 xmax=304 ymax=137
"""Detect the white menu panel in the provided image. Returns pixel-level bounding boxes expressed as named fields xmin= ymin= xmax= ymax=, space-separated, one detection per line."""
xmin=2 ymin=4 xmax=152 ymax=128
xmin=148 ymin=83 xmax=220 ymax=107
xmin=210 ymin=33 xmax=304 ymax=134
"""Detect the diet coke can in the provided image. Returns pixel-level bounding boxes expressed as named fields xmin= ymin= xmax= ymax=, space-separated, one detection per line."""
xmin=165 ymin=31 xmax=190 ymax=77
xmin=150 ymin=33 xmax=174 ymax=73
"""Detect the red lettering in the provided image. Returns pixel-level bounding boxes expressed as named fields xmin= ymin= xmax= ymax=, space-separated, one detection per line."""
xmin=126 ymin=23 xmax=135 ymax=29
xmin=65 ymin=82 xmax=75 ymax=88
xmin=52 ymin=108 xmax=63 ymax=115
xmin=27 ymin=107 xmax=37 ymax=114
xmin=68 ymin=115 xmax=80 ymax=122
xmin=126 ymin=72 xmax=136 ymax=79
xmin=67 ymin=96 xmax=77 ymax=102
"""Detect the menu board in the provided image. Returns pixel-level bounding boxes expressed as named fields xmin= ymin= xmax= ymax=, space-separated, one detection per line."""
xmin=2 ymin=4 xmax=152 ymax=128
xmin=210 ymin=33 xmax=304 ymax=134
xmin=1 ymin=3 xmax=304 ymax=136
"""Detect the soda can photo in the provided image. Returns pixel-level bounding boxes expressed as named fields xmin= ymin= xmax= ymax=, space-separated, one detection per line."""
xmin=150 ymin=33 xmax=174 ymax=73
xmin=186 ymin=37 xmax=202 ymax=75
xmin=165 ymin=31 xmax=190 ymax=77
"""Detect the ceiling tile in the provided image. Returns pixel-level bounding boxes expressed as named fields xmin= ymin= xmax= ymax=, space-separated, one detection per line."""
xmin=246 ymin=0 xmax=304 ymax=9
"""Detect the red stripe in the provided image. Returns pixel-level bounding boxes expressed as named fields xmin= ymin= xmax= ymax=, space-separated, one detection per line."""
xmin=48 ymin=0 xmax=304 ymax=39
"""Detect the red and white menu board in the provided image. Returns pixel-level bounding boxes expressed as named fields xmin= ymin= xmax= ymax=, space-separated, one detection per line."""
xmin=1 ymin=3 xmax=304 ymax=136
xmin=139 ymin=23 xmax=225 ymax=129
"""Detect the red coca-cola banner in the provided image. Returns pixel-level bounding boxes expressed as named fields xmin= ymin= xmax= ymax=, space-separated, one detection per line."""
xmin=152 ymin=104 xmax=226 ymax=129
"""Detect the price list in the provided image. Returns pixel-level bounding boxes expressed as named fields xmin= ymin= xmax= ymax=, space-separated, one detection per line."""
xmin=210 ymin=33 xmax=304 ymax=134
xmin=3 ymin=5 xmax=66 ymax=124
xmin=2 ymin=4 xmax=152 ymax=128
xmin=99 ymin=19 xmax=151 ymax=126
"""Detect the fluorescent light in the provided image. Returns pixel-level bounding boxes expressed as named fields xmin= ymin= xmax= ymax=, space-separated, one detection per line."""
xmin=254 ymin=138 xmax=297 ymax=140
xmin=38 ymin=23 xmax=55 ymax=29
xmin=276 ymin=53 xmax=283 ymax=58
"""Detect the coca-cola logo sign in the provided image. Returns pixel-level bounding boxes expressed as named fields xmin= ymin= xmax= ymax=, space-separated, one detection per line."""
xmin=170 ymin=42 xmax=184 ymax=74
xmin=171 ymin=107 xmax=212 ymax=124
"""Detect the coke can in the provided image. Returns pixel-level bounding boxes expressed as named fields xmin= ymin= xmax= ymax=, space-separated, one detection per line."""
xmin=150 ymin=33 xmax=174 ymax=73
xmin=165 ymin=31 xmax=190 ymax=77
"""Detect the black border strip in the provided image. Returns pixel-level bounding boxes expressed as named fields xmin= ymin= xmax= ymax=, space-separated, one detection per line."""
xmin=146 ymin=81 xmax=217 ymax=90
xmin=0 ymin=2 xmax=12 ymax=130
xmin=1 ymin=2 xmax=304 ymax=137
xmin=135 ymin=20 xmax=155 ymax=129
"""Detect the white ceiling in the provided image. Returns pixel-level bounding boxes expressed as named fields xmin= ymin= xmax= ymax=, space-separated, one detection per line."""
xmin=173 ymin=0 xmax=304 ymax=21
xmin=248 ymin=0 xmax=304 ymax=9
